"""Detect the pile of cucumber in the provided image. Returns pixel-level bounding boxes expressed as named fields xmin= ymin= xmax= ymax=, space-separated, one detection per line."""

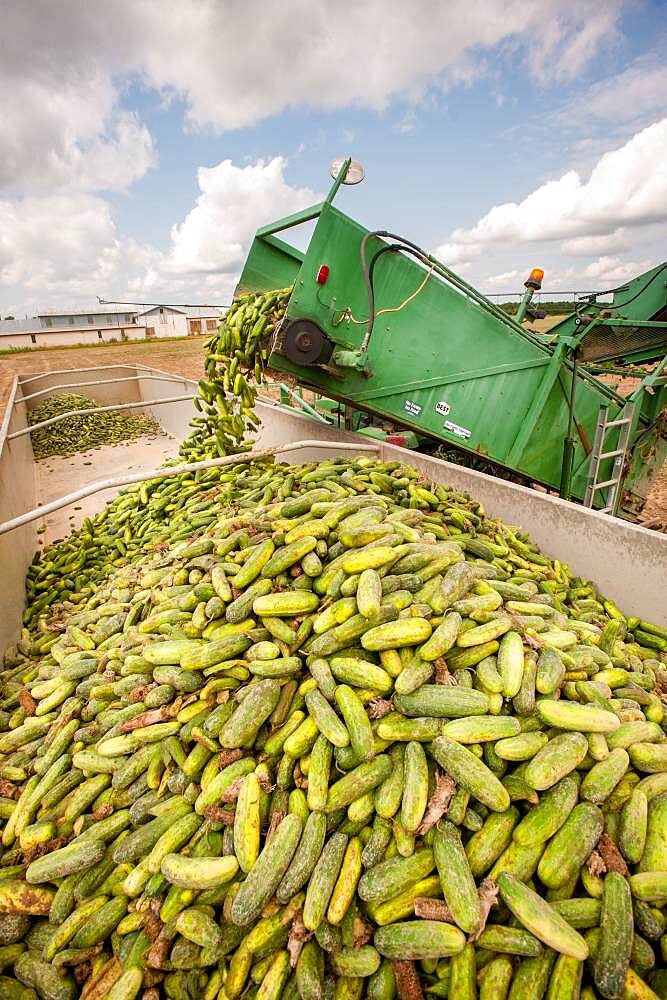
xmin=2 ymin=458 xmax=667 ymax=1000
xmin=28 ymin=394 xmax=161 ymax=461
xmin=178 ymin=287 xmax=291 ymax=462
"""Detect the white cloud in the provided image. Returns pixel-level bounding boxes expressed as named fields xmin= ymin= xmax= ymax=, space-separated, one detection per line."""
xmin=483 ymin=269 xmax=523 ymax=287
xmin=394 ymin=111 xmax=418 ymax=134
xmin=138 ymin=0 xmax=622 ymax=129
xmin=162 ymin=157 xmax=320 ymax=277
xmin=561 ymin=229 xmax=630 ymax=257
xmin=433 ymin=242 xmax=482 ymax=267
xmin=525 ymin=4 xmax=622 ymax=84
xmin=0 ymin=157 xmax=320 ymax=311
xmin=1 ymin=0 xmax=623 ymax=154
xmin=558 ymin=55 xmax=667 ymax=128
xmin=448 ymin=119 xmax=667 ymax=247
xmin=0 ymin=193 xmax=155 ymax=300
xmin=583 ymin=256 xmax=652 ymax=284
xmin=0 ymin=39 xmax=155 ymax=193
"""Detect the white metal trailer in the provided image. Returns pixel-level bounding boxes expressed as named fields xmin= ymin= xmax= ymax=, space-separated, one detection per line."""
xmin=1 ymin=364 xmax=665 ymax=652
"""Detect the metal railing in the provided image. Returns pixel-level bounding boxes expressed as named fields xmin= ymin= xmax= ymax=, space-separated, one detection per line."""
xmin=0 ymin=440 xmax=380 ymax=535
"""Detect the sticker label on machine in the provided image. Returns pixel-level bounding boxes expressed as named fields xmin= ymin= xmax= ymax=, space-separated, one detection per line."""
xmin=435 ymin=400 xmax=450 ymax=417
xmin=444 ymin=419 xmax=471 ymax=440
xmin=403 ymin=400 xmax=422 ymax=416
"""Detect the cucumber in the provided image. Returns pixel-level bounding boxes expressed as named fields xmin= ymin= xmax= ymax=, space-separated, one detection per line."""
xmin=325 ymin=756 xmax=393 ymax=813
xmin=593 ymin=872 xmax=633 ymax=999
xmin=638 ymin=792 xmax=667 ymax=873
xmin=330 ymin=946 xmax=381 ymax=978
xmin=545 ymin=955 xmax=583 ymax=999
xmin=580 ymin=748 xmax=630 ymax=804
xmin=358 ymin=847 xmax=435 ymax=904
xmin=71 ymin=896 xmax=127 ymax=947
xmin=441 ymin=716 xmax=520 ymax=744
xmin=394 ymin=686 xmax=490 ymax=718
xmin=296 ymin=941 xmax=325 ymax=1000
xmin=498 ymin=631 xmax=525 ymax=698
xmin=330 ymin=657 xmax=393 ymax=695
xmin=497 ymin=873 xmax=588 ymax=960
xmin=418 ymin=612 xmax=461 ymax=661
xmin=465 ymin=807 xmax=519 ymax=877
xmin=551 ymin=897 xmax=601 ymax=929
xmin=629 ymin=872 xmax=667 ymax=902
xmin=361 ymin=618 xmax=432 ymax=651
xmin=537 ymin=803 xmax=604 ymax=889
xmin=357 ymin=570 xmax=383 ymax=619
xmin=495 ymin=731 xmax=549 ymax=761
xmin=479 ymin=957 xmax=513 ymax=1000
xmin=366 ymin=874 xmax=440 ymax=927
xmin=160 ymin=854 xmax=239 ymax=889
xmin=234 ymin=773 xmax=261 ymax=873
xmin=231 ymin=814 xmax=303 ymax=925
xmin=14 ymin=953 xmax=76 ymax=1000
xmin=180 ymin=635 xmax=251 ymax=670
xmin=476 ymin=924 xmax=543 ymax=957
xmin=430 ymin=736 xmax=510 ymax=812
xmin=303 ymin=832 xmax=348 ymax=931
xmin=536 ymin=647 xmax=565 ymax=694
xmin=307 ymin=735 xmax=333 ymax=813
xmin=25 ymin=839 xmax=105 ymax=884
xmin=220 ymin=679 xmax=281 ymax=748
xmin=400 ymin=741 xmax=429 ymax=833
xmin=374 ymin=920 xmax=465 ymax=959
xmin=253 ymin=592 xmax=319 ymax=617
xmin=374 ymin=745 xmax=405 ymax=819
xmin=335 ymin=686 xmax=374 ymax=763
xmin=536 ymin=699 xmax=620 ymax=733
xmin=629 ymin=743 xmax=667 ymax=773
xmin=328 ymin=837 xmax=363 ymax=925
xmin=524 ymin=733 xmax=588 ymax=791
xmin=434 ymin=822 xmax=480 ymax=934
xmin=513 ymin=773 xmax=580 ymax=846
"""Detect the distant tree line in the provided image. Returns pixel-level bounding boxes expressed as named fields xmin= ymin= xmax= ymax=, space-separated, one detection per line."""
xmin=498 ymin=301 xmax=575 ymax=316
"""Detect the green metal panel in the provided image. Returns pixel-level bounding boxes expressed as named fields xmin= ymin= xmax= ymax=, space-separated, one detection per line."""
xmin=263 ymin=204 xmax=631 ymax=501
xmin=236 ymin=198 xmax=664 ymax=512
xmin=237 ymin=233 xmax=304 ymax=295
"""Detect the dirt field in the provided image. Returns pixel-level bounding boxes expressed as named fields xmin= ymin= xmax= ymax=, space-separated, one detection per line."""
xmin=0 ymin=336 xmax=209 ymax=418
xmin=1 ymin=335 xmax=664 ymax=528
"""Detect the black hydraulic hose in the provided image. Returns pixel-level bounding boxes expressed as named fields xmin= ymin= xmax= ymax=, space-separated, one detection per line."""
xmin=580 ymin=262 xmax=667 ymax=310
xmin=360 ymin=231 xmax=438 ymax=352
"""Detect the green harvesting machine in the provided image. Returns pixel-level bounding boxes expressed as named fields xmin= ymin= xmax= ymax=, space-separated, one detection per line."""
xmin=237 ymin=158 xmax=667 ymax=519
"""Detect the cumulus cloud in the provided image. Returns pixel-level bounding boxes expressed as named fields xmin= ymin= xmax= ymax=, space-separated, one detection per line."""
xmin=447 ymin=119 xmax=667 ymax=247
xmin=0 ymin=27 xmax=155 ymax=193
xmin=582 ymin=256 xmax=652 ymax=284
xmin=1 ymin=0 xmax=623 ymax=152
xmin=0 ymin=0 xmax=636 ymax=310
xmin=433 ymin=242 xmax=482 ymax=267
xmin=0 ymin=158 xmax=319 ymax=309
xmin=0 ymin=193 xmax=157 ymax=305
xmin=483 ymin=269 xmax=523 ymax=287
xmin=163 ymin=158 xmax=320 ymax=277
xmin=561 ymin=229 xmax=630 ymax=257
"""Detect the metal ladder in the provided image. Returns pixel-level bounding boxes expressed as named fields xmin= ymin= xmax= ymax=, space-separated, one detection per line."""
xmin=584 ymin=403 xmax=635 ymax=514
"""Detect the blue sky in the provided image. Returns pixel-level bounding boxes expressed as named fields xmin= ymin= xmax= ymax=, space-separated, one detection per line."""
xmin=1 ymin=0 xmax=666 ymax=315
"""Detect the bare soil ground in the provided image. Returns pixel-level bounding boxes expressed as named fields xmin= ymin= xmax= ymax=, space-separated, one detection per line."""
xmin=0 ymin=337 xmax=208 ymax=417
xmin=2 ymin=334 xmax=665 ymax=528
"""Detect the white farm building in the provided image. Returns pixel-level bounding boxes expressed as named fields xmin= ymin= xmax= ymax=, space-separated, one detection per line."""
xmin=0 ymin=304 xmax=223 ymax=349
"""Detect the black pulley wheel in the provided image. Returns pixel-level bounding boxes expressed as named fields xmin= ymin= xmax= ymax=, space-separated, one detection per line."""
xmin=282 ymin=320 xmax=335 ymax=366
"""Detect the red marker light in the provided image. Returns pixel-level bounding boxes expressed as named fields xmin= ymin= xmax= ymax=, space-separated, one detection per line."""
xmin=316 ymin=265 xmax=330 ymax=285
